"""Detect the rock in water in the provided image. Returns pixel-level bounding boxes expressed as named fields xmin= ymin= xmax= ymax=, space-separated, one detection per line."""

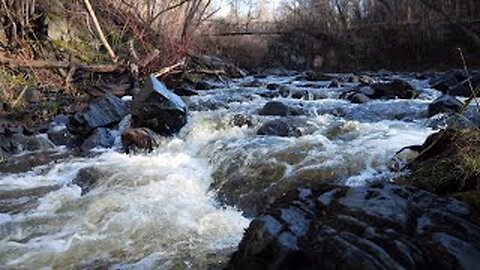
xmin=80 ymin=128 xmax=115 ymax=152
xmin=227 ymin=184 xmax=480 ymax=270
xmin=257 ymin=119 xmax=302 ymax=137
xmin=121 ymin=128 xmax=162 ymax=153
xmin=259 ymin=101 xmax=290 ymax=116
xmin=371 ymin=79 xmax=418 ymax=99
xmin=131 ymin=75 xmax=187 ymax=136
xmin=428 ymin=95 xmax=463 ymax=116
xmin=68 ymin=94 xmax=128 ymax=135
xmin=448 ymin=74 xmax=480 ymax=97
xmin=72 ymin=167 xmax=112 ymax=195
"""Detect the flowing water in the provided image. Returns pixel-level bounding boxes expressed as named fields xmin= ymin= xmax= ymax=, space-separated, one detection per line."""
xmin=0 ymin=73 xmax=441 ymax=269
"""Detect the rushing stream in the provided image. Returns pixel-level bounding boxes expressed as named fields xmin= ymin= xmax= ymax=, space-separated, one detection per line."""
xmin=0 ymin=73 xmax=441 ymax=269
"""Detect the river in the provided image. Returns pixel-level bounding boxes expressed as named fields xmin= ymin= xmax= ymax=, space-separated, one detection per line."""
xmin=0 ymin=72 xmax=440 ymax=269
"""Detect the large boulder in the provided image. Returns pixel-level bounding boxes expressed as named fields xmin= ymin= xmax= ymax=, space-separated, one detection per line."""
xmin=227 ymin=184 xmax=480 ymax=270
xmin=428 ymin=95 xmax=463 ymax=117
xmin=68 ymin=94 xmax=128 ymax=136
xmin=131 ymin=75 xmax=187 ymax=136
xmin=430 ymin=70 xmax=470 ymax=92
xmin=121 ymin=127 xmax=162 ymax=153
xmin=370 ymin=79 xmax=418 ymax=99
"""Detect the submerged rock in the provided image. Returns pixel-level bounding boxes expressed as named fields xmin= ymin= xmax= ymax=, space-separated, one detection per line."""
xmin=121 ymin=127 xmax=162 ymax=153
xmin=350 ymin=93 xmax=371 ymax=104
xmin=72 ymin=167 xmax=111 ymax=195
xmin=257 ymin=119 xmax=302 ymax=137
xmin=0 ymin=185 xmax=60 ymax=214
xmin=231 ymin=114 xmax=253 ymax=128
xmin=259 ymin=101 xmax=290 ymax=116
xmin=131 ymin=75 xmax=187 ymax=136
xmin=227 ymin=184 xmax=480 ymax=270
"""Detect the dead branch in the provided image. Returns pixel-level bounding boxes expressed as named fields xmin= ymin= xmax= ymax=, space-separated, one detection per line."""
xmin=0 ymin=55 xmax=125 ymax=73
xmin=154 ymin=60 xmax=186 ymax=77
xmin=82 ymin=0 xmax=118 ymax=63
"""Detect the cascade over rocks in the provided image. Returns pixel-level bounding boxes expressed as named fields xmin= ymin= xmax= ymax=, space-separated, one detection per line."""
xmin=227 ymin=184 xmax=480 ymax=270
xmin=131 ymin=75 xmax=187 ymax=136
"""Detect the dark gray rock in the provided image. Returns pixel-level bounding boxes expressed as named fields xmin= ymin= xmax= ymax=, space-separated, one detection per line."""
xmin=72 ymin=167 xmax=111 ymax=195
xmin=371 ymin=79 xmax=418 ymax=99
xmin=259 ymin=101 xmax=290 ymax=116
xmin=68 ymin=94 xmax=128 ymax=135
xmin=0 ymin=134 xmax=54 ymax=155
xmin=303 ymin=71 xmax=334 ymax=81
xmin=257 ymin=119 xmax=302 ymax=137
xmin=47 ymin=115 xmax=76 ymax=147
xmin=228 ymin=184 xmax=480 ymax=270
xmin=428 ymin=95 xmax=463 ymax=117
xmin=121 ymin=127 xmax=162 ymax=153
xmin=350 ymin=93 xmax=371 ymax=104
xmin=131 ymin=75 xmax=187 ymax=136
xmin=194 ymin=80 xmax=213 ymax=90
xmin=241 ymin=79 xmax=263 ymax=88
xmin=328 ymin=79 xmax=342 ymax=88
xmin=267 ymin=83 xmax=281 ymax=90
xmin=80 ymin=128 xmax=115 ymax=152
xmin=448 ymin=74 xmax=480 ymax=97
xmin=430 ymin=70 xmax=470 ymax=92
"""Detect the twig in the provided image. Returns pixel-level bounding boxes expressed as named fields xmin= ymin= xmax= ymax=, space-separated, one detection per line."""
xmin=82 ymin=0 xmax=118 ymax=63
xmin=154 ymin=60 xmax=185 ymax=78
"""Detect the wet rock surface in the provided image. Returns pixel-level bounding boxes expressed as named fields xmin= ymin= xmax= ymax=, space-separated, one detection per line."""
xmin=121 ymin=127 xmax=162 ymax=153
xmin=227 ymin=184 xmax=480 ymax=270
xmin=72 ymin=167 xmax=112 ymax=195
xmin=131 ymin=75 xmax=187 ymax=136
xmin=257 ymin=119 xmax=302 ymax=137
xmin=68 ymin=94 xmax=128 ymax=136
xmin=428 ymin=95 xmax=463 ymax=116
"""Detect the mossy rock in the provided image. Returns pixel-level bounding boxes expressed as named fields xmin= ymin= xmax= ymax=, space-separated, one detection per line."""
xmin=402 ymin=129 xmax=480 ymax=195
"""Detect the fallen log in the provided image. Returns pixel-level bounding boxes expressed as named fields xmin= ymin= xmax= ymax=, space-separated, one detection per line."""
xmin=0 ymin=55 xmax=125 ymax=73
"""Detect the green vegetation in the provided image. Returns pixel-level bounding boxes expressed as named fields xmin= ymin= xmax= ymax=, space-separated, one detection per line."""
xmin=405 ymin=129 xmax=480 ymax=195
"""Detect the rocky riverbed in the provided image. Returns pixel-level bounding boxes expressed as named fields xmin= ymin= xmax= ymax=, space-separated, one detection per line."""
xmin=1 ymin=69 xmax=480 ymax=269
